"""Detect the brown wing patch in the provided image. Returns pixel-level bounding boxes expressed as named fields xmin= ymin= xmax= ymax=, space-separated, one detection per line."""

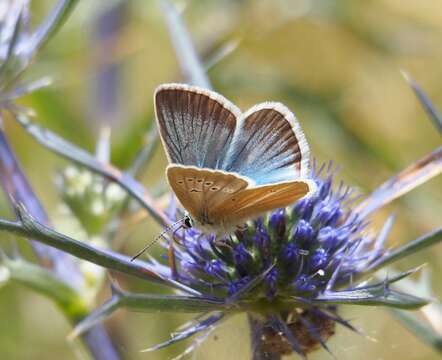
xmin=155 ymin=84 xmax=238 ymax=167
xmin=222 ymin=103 xmax=310 ymax=182
xmin=167 ymin=165 xmax=249 ymax=223
xmin=209 ymin=181 xmax=311 ymax=224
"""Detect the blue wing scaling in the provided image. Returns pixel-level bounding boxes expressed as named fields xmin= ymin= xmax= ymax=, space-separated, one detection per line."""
xmin=155 ymin=84 xmax=240 ymax=168
xmin=155 ymin=84 xmax=310 ymax=186
xmin=222 ymin=102 xmax=310 ymax=185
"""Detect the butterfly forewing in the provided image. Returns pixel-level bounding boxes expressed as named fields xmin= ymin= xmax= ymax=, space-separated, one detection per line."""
xmin=222 ymin=103 xmax=310 ymax=185
xmin=155 ymin=84 xmax=240 ymax=168
xmin=167 ymin=165 xmax=250 ymax=224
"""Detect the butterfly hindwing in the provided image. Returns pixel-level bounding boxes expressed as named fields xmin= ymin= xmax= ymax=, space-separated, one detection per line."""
xmin=222 ymin=103 xmax=310 ymax=185
xmin=166 ymin=165 xmax=250 ymax=223
xmin=209 ymin=180 xmax=315 ymax=223
xmin=155 ymin=84 xmax=240 ymax=168
xmin=168 ymin=164 xmax=316 ymax=228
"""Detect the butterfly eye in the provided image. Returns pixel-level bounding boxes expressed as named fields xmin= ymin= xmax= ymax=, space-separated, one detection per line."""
xmin=183 ymin=216 xmax=193 ymax=228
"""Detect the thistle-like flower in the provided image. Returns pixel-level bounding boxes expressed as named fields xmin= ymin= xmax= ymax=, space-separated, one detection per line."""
xmin=28 ymin=124 xmax=431 ymax=360
xmin=7 ymin=93 xmax=438 ymax=359
xmin=139 ymin=161 xmax=422 ymax=358
xmin=0 ymin=2 xmax=439 ymax=359
xmin=57 ymin=165 xmax=126 ymax=236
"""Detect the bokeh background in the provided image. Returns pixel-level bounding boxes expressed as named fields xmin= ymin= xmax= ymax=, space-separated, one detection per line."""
xmin=0 ymin=0 xmax=441 ymax=359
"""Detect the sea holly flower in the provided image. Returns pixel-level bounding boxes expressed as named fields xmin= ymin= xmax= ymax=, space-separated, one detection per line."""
xmin=1 ymin=104 xmax=440 ymax=358
xmin=129 ymin=162 xmax=432 ymax=357
xmin=57 ymin=164 xmax=126 ymax=236
xmin=0 ymin=1 xmax=440 ymax=359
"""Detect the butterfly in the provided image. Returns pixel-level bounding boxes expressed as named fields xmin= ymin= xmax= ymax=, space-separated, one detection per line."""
xmin=154 ymin=83 xmax=317 ymax=234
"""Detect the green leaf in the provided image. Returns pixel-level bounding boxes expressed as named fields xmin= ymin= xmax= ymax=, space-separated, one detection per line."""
xmin=2 ymin=255 xmax=88 ymax=318
xmin=401 ymin=71 xmax=442 ymax=134
xmin=141 ymin=312 xmax=225 ymax=352
xmin=370 ymin=227 xmax=442 ymax=271
xmin=306 ymin=271 xmax=430 ymax=309
xmin=356 ymin=146 xmax=442 ymax=217
xmin=310 ymin=288 xmax=428 ymax=309
xmin=13 ymin=112 xmax=169 ymax=227
xmin=0 ymin=207 xmax=200 ymax=295
xmin=390 ymin=309 xmax=442 ymax=353
xmin=71 ymin=282 xmax=228 ymax=338
xmin=377 ymin=267 xmax=442 ymax=353
xmin=29 ymin=0 xmax=81 ymax=54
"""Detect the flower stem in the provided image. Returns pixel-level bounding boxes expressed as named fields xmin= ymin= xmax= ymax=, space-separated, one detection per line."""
xmin=159 ymin=0 xmax=212 ymax=89
xmin=370 ymin=227 xmax=442 ymax=271
xmin=30 ymin=0 xmax=81 ymax=54
xmin=248 ymin=315 xmax=281 ymax=360
xmin=0 ymin=130 xmax=120 ymax=359
xmin=81 ymin=327 xmax=121 ymax=360
xmin=0 ymin=209 xmax=199 ymax=295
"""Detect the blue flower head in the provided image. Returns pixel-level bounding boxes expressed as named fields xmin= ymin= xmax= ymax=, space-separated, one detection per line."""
xmin=170 ymin=164 xmax=370 ymax=296
xmin=11 ymin=105 xmax=437 ymax=359
xmin=0 ymin=2 xmax=438 ymax=359
xmin=154 ymin=162 xmax=402 ymax=356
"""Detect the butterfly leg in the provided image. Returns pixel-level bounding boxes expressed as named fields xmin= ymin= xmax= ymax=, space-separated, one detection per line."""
xmin=213 ymin=236 xmax=233 ymax=251
xmin=236 ymin=223 xmax=249 ymax=232
xmin=167 ymin=240 xmax=178 ymax=279
xmin=167 ymin=224 xmax=189 ymax=279
xmin=234 ymin=224 xmax=249 ymax=242
xmin=167 ymin=226 xmax=184 ymax=280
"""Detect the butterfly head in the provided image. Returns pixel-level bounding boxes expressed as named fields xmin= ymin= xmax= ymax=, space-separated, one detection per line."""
xmin=183 ymin=213 xmax=194 ymax=229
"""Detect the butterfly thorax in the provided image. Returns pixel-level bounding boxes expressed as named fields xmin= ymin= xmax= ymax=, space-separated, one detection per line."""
xmin=193 ymin=218 xmax=237 ymax=236
xmin=192 ymin=211 xmax=247 ymax=235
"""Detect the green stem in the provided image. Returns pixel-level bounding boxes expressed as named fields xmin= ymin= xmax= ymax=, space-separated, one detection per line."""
xmin=14 ymin=112 xmax=170 ymax=228
xmin=159 ymin=0 xmax=212 ymax=89
xmin=30 ymin=0 xmax=81 ymax=54
xmin=370 ymin=227 xmax=442 ymax=271
xmin=119 ymin=292 xmax=225 ymax=313
xmin=72 ymin=286 xmax=228 ymax=338
xmin=248 ymin=315 xmax=282 ymax=360
xmin=4 ymin=257 xmax=88 ymax=318
xmin=0 ymin=211 xmax=197 ymax=295
xmin=390 ymin=309 xmax=442 ymax=353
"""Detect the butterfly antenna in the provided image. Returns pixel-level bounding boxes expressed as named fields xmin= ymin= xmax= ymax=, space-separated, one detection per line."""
xmin=130 ymin=217 xmax=189 ymax=261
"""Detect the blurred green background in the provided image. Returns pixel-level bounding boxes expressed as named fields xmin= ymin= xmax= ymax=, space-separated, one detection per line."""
xmin=0 ymin=0 xmax=441 ymax=359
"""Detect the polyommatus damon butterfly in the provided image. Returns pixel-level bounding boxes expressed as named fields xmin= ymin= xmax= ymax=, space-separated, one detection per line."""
xmin=155 ymin=83 xmax=317 ymax=234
